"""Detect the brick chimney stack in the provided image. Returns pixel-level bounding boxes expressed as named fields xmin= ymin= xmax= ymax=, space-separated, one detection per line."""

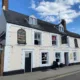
xmin=2 ymin=0 xmax=8 ymax=10
xmin=61 ymin=19 xmax=67 ymax=30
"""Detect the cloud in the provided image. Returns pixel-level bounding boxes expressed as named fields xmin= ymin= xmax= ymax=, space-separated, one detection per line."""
xmin=44 ymin=16 xmax=56 ymax=22
xmin=31 ymin=0 xmax=80 ymax=24
xmin=31 ymin=0 xmax=36 ymax=9
xmin=79 ymin=5 xmax=80 ymax=9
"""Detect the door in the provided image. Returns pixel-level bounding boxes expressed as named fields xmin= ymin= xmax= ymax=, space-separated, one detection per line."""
xmin=64 ymin=52 xmax=69 ymax=66
xmin=25 ymin=52 xmax=31 ymax=72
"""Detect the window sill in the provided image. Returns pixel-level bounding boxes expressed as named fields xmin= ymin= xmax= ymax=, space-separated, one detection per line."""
xmin=40 ymin=63 xmax=49 ymax=67
xmin=17 ymin=44 xmax=26 ymax=46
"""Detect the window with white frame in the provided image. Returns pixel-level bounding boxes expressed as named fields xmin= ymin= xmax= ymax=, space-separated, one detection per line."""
xmin=74 ymin=39 xmax=78 ymax=48
xmin=34 ymin=32 xmax=41 ymax=45
xmin=52 ymin=36 xmax=57 ymax=45
xmin=55 ymin=53 xmax=61 ymax=62
xmin=59 ymin=24 xmax=64 ymax=32
xmin=29 ymin=17 xmax=37 ymax=25
xmin=73 ymin=52 xmax=77 ymax=61
xmin=41 ymin=52 xmax=48 ymax=64
xmin=61 ymin=35 xmax=68 ymax=44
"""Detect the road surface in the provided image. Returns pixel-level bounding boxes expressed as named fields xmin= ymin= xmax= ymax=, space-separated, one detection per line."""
xmin=46 ymin=71 xmax=80 ymax=80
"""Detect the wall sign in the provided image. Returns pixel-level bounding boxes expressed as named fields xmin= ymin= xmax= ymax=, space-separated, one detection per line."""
xmin=17 ymin=29 xmax=26 ymax=44
xmin=70 ymin=53 xmax=73 ymax=59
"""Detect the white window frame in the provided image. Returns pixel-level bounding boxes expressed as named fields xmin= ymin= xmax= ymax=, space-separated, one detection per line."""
xmin=40 ymin=51 xmax=49 ymax=66
xmin=29 ymin=17 xmax=37 ymax=25
xmin=59 ymin=24 xmax=64 ymax=32
xmin=34 ymin=32 xmax=42 ymax=45
xmin=51 ymin=34 xmax=58 ymax=46
xmin=52 ymin=35 xmax=57 ymax=46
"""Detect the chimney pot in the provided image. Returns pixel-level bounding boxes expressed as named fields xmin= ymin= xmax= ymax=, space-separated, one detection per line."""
xmin=2 ymin=0 xmax=8 ymax=10
xmin=61 ymin=19 xmax=66 ymax=30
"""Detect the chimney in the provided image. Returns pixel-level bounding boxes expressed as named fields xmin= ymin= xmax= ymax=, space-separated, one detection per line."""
xmin=2 ymin=0 xmax=8 ymax=10
xmin=61 ymin=19 xmax=66 ymax=30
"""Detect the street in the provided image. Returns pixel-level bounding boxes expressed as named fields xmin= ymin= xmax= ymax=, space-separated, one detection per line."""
xmin=0 ymin=65 xmax=80 ymax=80
xmin=55 ymin=72 xmax=80 ymax=80
xmin=46 ymin=72 xmax=80 ymax=80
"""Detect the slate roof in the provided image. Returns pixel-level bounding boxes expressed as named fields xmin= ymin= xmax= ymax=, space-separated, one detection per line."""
xmin=3 ymin=10 xmax=80 ymax=38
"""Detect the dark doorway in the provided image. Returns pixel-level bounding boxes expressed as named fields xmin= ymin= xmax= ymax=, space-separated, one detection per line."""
xmin=64 ymin=52 xmax=69 ymax=66
xmin=25 ymin=52 xmax=31 ymax=72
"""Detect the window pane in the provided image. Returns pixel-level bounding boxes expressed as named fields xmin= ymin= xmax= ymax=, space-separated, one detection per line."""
xmin=42 ymin=53 xmax=48 ymax=64
xmin=74 ymin=39 xmax=78 ymax=48
xmin=61 ymin=36 xmax=67 ymax=44
xmin=29 ymin=17 xmax=33 ymax=24
xmin=52 ymin=41 xmax=56 ymax=45
xmin=55 ymin=53 xmax=60 ymax=62
xmin=52 ymin=36 xmax=56 ymax=41
xmin=35 ymin=33 xmax=37 ymax=39
xmin=34 ymin=40 xmax=39 ymax=45
xmin=42 ymin=61 xmax=47 ymax=64
xmin=34 ymin=32 xmax=41 ymax=45
xmin=52 ymin=36 xmax=57 ymax=45
xmin=73 ymin=52 xmax=77 ymax=61
xmin=38 ymin=33 xmax=41 ymax=39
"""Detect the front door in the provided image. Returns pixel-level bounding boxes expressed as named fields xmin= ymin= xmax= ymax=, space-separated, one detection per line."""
xmin=25 ymin=52 xmax=31 ymax=72
xmin=64 ymin=52 xmax=69 ymax=66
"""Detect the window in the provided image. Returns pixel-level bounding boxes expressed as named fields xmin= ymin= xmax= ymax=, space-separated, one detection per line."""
xmin=34 ymin=32 xmax=41 ymax=45
xmin=41 ymin=52 xmax=48 ymax=64
xmin=17 ymin=29 xmax=26 ymax=44
xmin=61 ymin=36 xmax=68 ymax=44
xmin=59 ymin=24 xmax=64 ymax=32
xmin=29 ymin=16 xmax=37 ymax=25
xmin=52 ymin=36 xmax=57 ymax=45
xmin=74 ymin=39 xmax=78 ymax=48
xmin=55 ymin=53 xmax=61 ymax=62
xmin=73 ymin=52 xmax=77 ymax=61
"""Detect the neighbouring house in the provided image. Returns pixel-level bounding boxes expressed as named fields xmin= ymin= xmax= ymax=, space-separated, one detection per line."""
xmin=0 ymin=0 xmax=80 ymax=76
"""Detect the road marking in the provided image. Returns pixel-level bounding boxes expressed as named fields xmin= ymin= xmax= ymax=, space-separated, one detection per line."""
xmin=45 ymin=70 xmax=80 ymax=80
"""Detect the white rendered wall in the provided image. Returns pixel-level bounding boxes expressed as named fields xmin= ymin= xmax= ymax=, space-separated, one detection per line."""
xmin=4 ymin=23 xmax=80 ymax=72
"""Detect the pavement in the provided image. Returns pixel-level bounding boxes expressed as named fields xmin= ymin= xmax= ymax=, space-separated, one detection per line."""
xmin=1 ymin=65 xmax=80 ymax=80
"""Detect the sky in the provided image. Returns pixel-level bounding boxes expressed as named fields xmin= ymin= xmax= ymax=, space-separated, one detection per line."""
xmin=0 ymin=0 xmax=80 ymax=34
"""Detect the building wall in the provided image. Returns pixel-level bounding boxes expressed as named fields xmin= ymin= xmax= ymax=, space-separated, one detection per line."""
xmin=4 ymin=23 xmax=80 ymax=72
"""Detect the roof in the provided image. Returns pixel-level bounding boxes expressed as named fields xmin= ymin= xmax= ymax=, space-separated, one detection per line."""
xmin=3 ymin=10 xmax=80 ymax=38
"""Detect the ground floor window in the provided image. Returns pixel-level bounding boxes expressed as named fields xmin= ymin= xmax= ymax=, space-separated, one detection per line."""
xmin=41 ymin=52 xmax=48 ymax=64
xmin=73 ymin=52 xmax=77 ymax=61
xmin=55 ymin=52 xmax=61 ymax=62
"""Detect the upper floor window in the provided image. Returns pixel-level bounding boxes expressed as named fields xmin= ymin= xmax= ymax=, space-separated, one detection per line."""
xmin=52 ymin=36 xmax=57 ymax=45
xmin=29 ymin=15 xmax=37 ymax=25
xmin=34 ymin=32 xmax=41 ymax=45
xmin=17 ymin=29 xmax=26 ymax=44
xmin=61 ymin=35 xmax=68 ymax=44
xmin=74 ymin=39 xmax=78 ymax=48
xmin=59 ymin=24 xmax=64 ymax=32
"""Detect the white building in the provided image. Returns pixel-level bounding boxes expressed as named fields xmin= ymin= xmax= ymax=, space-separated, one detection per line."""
xmin=0 ymin=0 xmax=80 ymax=76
